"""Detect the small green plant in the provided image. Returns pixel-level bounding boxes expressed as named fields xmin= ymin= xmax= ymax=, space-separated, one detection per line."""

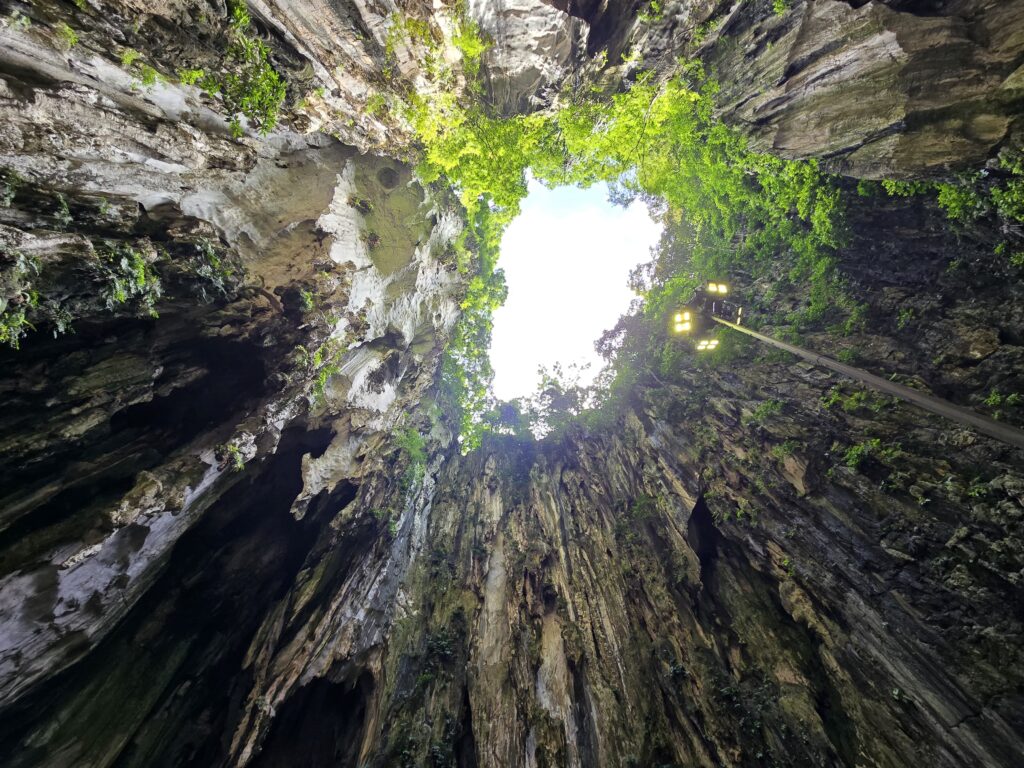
xmin=0 ymin=169 xmax=22 ymax=207
xmin=982 ymin=389 xmax=1020 ymax=419
xmin=177 ymin=67 xmax=206 ymax=85
xmin=772 ymin=0 xmax=789 ymax=14
xmin=770 ymin=440 xmax=799 ymax=460
xmin=896 ymin=307 xmax=915 ymax=329
xmin=743 ymin=399 xmax=782 ymax=425
xmin=299 ymin=289 xmax=315 ymax=312
xmin=98 ymin=242 xmax=162 ymax=317
xmin=120 ymin=48 xmax=141 ymax=68
xmin=397 ymin=426 xmax=427 ymax=490
xmin=226 ymin=444 xmax=245 ymax=471
xmin=966 ymin=478 xmax=989 ymax=499
xmin=365 ymin=93 xmax=388 ymax=118
xmin=137 ymin=64 xmax=161 ymax=88
xmin=121 ymin=48 xmax=144 ymax=68
xmin=821 ymin=385 xmax=886 ymax=414
xmin=210 ymin=1 xmax=287 ymax=136
xmin=0 ymin=251 xmax=41 ymax=349
xmin=0 ymin=298 xmax=36 ymax=348
xmin=842 ymin=438 xmax=900 ymax=471
xmin=73 ymin=0 xmax=89 ymax=10
xmin=310 ymin=337 xmax=345 ymax=402
xmin=984 ymin=390 xmax=1003 ymax=408
xmin=836 ymin=347 xmax=858 ymax=364
xmin=881 ymin=179 xmax=930 ymax=197
xmin=54 ymin=194 xmax=73 ymax=228
xmin=190 ymin=238 xmax=238 ymax=300
xmin=637 ymin=0 xmax=663 ymax=23
xmin=855 ymin=180 xmax=879 ymax=197
xmin=55 ymin=22 xmax=78 ymax=49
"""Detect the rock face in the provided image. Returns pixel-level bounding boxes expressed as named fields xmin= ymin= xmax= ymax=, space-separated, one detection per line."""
xmin=565 ymin=0 xmax=1024 ymax=178
xmin=0 ymin=0 xmax=1023 ymax=766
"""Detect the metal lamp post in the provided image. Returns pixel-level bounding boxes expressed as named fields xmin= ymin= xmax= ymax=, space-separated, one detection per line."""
xmin=673 ymin=281 xmax=1024 ymax=451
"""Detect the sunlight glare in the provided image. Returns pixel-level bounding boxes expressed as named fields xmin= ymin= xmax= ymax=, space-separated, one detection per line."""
xmin=490 ymin=180 xmax=663 ymax=401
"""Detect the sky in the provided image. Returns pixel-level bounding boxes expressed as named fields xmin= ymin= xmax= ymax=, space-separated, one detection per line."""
xmin=490 ymin=180 xmax=663 ymax=401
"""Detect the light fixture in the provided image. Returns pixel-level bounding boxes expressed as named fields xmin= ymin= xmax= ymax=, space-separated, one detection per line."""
xmin=707 ymin=282 xmax=729 ymax=294
xmin=708 ymin=283 xmax=718 ymax=293
xmin=696 ymin=338 xmax=718 ymax=351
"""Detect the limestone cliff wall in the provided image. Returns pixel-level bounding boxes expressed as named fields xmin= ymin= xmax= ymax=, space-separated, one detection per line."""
xmin=561 ymin=0 xmax=1024 ymax=178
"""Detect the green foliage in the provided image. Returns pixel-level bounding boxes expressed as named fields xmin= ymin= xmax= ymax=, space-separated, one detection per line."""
xmin=120 ymin=48 xmax=141 ymax=68
xmin=836 ymin=347 xmax=858 ymax=364
xmin=189 ymin=1 xmax=286 ymax=136
xmin=365 ymin=93 xmax=388 ymax=118
xmin=137 ymin=64 xmax=161 ymax=87
xmin=842 ymin=438 xmax=900 ymax=471
xmin=637 ymin=0 xmax=663 ymax=24
xmin=397 ymin=427 xmax=427 ymax=489
xmin=821 ymin=385 xmax=886 ymax=414
xmin=190 ymin=238 xmax=239 ymax=300
xmin=743 ymin=399 xmax=782 ymax=425
xmin=402 ymin=17 xmax=843 ymax=449
xmin=53 ymin=193 xmax=73 ymax=228
xmin=896 ymin=307 xmax=914 ymax=329
xmin=880 ymin=153 xmax=1024 ymax=259
xmin=225 ymin=443 xmax=245 ymax=471
xmin=772 ymin=0 xmax=789 ymax=14
xmin=691 ymin=19 xmax=719 ymax=44
xmin=0 ymin=250 xmax=41 ymax=348
xmin=1 ymin=169 xmax=22 ymax=207
xmin=177 ymin=67 xmax=205 ymax=85
xmin=450 ymin=4 xmax=486 ymax=80
xmin=935 ymin=182 xmax=986 ymax=222
xmin=770 ymin=440 xmax=799 ymax=460
xmin=983 ymin=389 xmax=1003 ymax=407
xmin=305 ymin=336 xmax=346 ymax=402
xmin=881 ymin=179 xmax=930 ymax=198
xmin=119 ymin=48 xmax=165 ymax=88
xmin=98 ymin=242 xmax=162 ymax=317
xmin=55 ymin=21 xmax=78 ymax=49
xmin=983 ymin=389 xmax=1021 ymax=421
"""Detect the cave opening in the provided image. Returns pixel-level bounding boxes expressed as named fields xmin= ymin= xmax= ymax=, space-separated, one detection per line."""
xmin=489 ymin=179 xmax=661 ymax=403
xmin=250 ymin=673 xmax=375 ymax=768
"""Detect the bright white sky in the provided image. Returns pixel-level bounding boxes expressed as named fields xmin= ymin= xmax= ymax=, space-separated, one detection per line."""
xmin=490 ymin=180 xmax=663 ymax=401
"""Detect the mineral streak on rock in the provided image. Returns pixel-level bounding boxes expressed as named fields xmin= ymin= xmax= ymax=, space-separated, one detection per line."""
xmin=0 ymin=0 xmax=1022 ymax=766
